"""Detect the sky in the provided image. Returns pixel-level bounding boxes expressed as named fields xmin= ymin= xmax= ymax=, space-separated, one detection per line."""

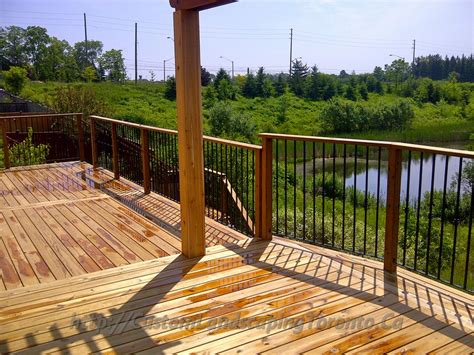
xmin=1 ymin=0 xmax=472 ymax=79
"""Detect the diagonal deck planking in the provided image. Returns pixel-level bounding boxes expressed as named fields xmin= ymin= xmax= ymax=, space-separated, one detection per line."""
xmin=0 ymin=162 xmax=247 ymax=291
xmin=0 ymin=238 xmax=471 ymax=354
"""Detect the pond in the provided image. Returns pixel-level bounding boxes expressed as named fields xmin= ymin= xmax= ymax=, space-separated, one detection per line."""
xmin=295 ymin=142 xmax=472 ymax=202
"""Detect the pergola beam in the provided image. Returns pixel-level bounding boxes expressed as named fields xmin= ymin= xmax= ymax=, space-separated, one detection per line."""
xmin=170 ymin=0 xmax=236 ymax=11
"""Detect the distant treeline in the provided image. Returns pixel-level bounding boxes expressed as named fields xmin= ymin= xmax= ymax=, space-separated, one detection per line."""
xmin=412 ymin=54 xmax=474 ymax=82
xmin=0 ymin=25 xmax=126 ymax=82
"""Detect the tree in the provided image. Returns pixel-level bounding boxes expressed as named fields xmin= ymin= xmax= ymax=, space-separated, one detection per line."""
xmin=74 ymin=40 xmax=103 ymax=71
xmin=164 ymin=76 xmax=176 ymax=101
xmin=304 ymin=65 xmax=326 ymax=100
xmin=373 ymin=66 xmax=384 ymax=81
xmin=290 ymin=59 xmax=309 ymax=97
xmin=374 ymin=80 xmax=384 ymax=94
xmin=359 ymin=83 xmax=368 ymax=100
xmin=339 ymin=70 xmax=349 ymax=79
xmin=214 ymin=68 xmax=231 ymax=87
xmin=201 ymin=66 xmax=212 ymax=86
xmin=273 ymin=73 xmax=287 ymax=96
xmin=385 ymin=59 xmax=411 ymax=89
xmin=0 ymin=26 xmax=27 ymax=66
xmin=241 ymin=73 xmax=257 ymax=98
xmin=149 ymin=70 xmax=156 ymax=82
xmin=41 ymin=37 xmax=79 ymax=81
xmin=24 ymin=26 xmax=50 ymax=79
xmin=215 ymin=78 xmax=236 ymax=100
xmin=4 ymin=66 xmax=28 ymax=94
xmin=99 ymin=49 xmax=126 ymax=82
xmin=82 ymin=66 xmax=97 ymax=82
xmin=344 ymin=84 xmax=357 ymax=101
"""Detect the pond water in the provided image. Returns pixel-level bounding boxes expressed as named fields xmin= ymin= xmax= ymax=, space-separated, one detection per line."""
xmin=295 ymin=143 xmax=472 ymax=202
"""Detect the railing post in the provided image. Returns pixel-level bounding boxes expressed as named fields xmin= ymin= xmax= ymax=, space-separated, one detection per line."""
xmin=141 ymin=127 xmax=151 ymax=194
xmin=76 ymin=114 xmax=85 ymax=162
xmin=2 ymin=119 xmax=10 ymax=169
xmin=384 ymin=146 xmax=403 ymax=273
xmin=260 ymin=136 xmax=273 ymax=240
xmin=90 ymin=116 xmax=98 ymax=169
xmin=111 ymin=122 xmax=119 ymax=179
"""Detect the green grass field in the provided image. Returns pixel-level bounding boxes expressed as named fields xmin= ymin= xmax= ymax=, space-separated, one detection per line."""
xmin=19 ymin=81 xmax=474 ymax=148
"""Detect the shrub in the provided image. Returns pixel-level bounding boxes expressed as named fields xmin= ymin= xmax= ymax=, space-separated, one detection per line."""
xmin=9 ymin=128 xmax=50 ymax=167
xmin=164 ymin=77 xmax=176 ymax=101
xmin=50 ymin=85 xmax=110 ymax=117
xmin=320 ymin=98 xmax=414 ymax=134
xmin=4 ymin=66 xmax=28 ymax=95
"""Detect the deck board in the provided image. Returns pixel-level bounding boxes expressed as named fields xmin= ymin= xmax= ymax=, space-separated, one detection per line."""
xmin=0 ymin=239 xmax=471 ymax=354
xmin=0 ymin=162 xmax=471 ymax=353
xmin=0 ymin=162 xmax=249 ymax=291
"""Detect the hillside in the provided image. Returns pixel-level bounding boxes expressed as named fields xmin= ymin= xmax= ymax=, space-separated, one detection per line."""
xmin=18 ymin=80 xmax=474 ymax=149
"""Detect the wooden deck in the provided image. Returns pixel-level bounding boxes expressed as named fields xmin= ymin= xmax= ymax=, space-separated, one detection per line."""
xmin=0 ymin=162 xmax=472 ymax=353
xmin=0 ymin=238 xmax=472 ymax=354
xmin=0 ymin=162 xmax=247 ymax=291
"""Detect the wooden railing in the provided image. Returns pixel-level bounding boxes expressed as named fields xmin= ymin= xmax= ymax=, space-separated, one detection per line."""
xmin=260 ymin=133 xmax=474 ymax=293
xmin=90 ymin=116 xmax=262 ymax=238
xmin=1 ymin=113 xmax=472 ymax=292
xmin=1 ymin=113 xmax=86 ymax=168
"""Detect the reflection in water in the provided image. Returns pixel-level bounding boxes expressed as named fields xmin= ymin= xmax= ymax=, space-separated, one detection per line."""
xmin=299 ymin=154 xmax=470 ymax=202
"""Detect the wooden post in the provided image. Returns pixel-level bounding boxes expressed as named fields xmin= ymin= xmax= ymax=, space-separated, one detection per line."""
xmin=384 ymin=146 xmax=403 ymax=272
xmin=173 ymin=9 xmax=206 ymax=257
xmin=260 ymin=137 xmax=273 ymax=240
xmin=254 ymin=148 xmax=262 ymax=238
xmin=76 ymin=114 xmax=86 ymax=162
xmin=2 ymin=119 xmax=10 ymax=169
xmin=90 ymin=116 xmax=98 ymax=169
xmin=141 ymin=128 xmax=151 ymax=194
xmin=111 ymin=122 xmax=119 ymax=179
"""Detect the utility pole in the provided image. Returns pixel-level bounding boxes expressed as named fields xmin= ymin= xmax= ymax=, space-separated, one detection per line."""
xmin=83 ymin=13 xmax=88 ymax=66
xmin=412 ymin=39 xmax=416 ymax=66
xmin=163 ymin=59 xmax=166 ymax=81
xmin=135 ymin=22 xmax=138 ymax=84
xmin=289 ymin=28 xmax=293 ymax=75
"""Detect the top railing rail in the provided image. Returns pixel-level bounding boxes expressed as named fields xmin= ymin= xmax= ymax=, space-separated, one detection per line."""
xmin=259 ymin=133 xmax=474 ymax=158
xmin=91 ymin=115 xmax=262 ymax=151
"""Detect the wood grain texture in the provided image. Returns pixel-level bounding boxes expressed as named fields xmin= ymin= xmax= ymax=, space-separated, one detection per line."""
xmin=173 ymin=9 xmax=206 ymax=257
xmin=0 ymin=238 xmax=470 ymax=354
xmin=0 ymin=162 xmax=249 ymax=291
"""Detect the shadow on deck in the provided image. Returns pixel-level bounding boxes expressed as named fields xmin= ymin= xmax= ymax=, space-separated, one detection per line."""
xmin=0 ymin=237 xmax=472 ymax=353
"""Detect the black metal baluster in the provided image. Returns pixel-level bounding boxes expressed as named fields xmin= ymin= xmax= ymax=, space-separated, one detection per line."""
xmin=450 ymin=157 xmax=463 ymax=285
xmin=426 ymin=154 xmax=436 ymax=275
xmin=276 ymin=140 xmax=279 ymax=235
xmin=303 ymin=141 xmax=306 ymax=241
xmin=464 ymin=185 xmax=473 ymax=290
xmin=251 ymin=150 xmax=255 ymax=231
xmin=353 ymin=145 xmax=358 ymax=253
xmin=285 ymin=140 xmax=288 ymax=237
xmin=437 ymin=156 xmax=449 ymax=280
xmin=414 ymin=152 xmax=424 ymax=271
xmin=375 ymin=147 xmax=381 ymax=259
xmin=342 ymin=144 xmax=347 ymax=250
xmin=293 ymin=140 xmax=297 ymax=239
xmin=332 ymin=143 xmax=336 ymax=247
xmin=322 ymin=142 xmax=326 ymax=245
xmin=312 ymin=141 xmax=316 ymax=244
xmin=246 ymin=148 xmax=250 ymax=235
xmin=240 ymin=147 xmax=244 ymax=232
xmin=403 ymin=151 xmax=412 ymax=266
xmin=363 ymin=146 xmax=369 ymax=255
